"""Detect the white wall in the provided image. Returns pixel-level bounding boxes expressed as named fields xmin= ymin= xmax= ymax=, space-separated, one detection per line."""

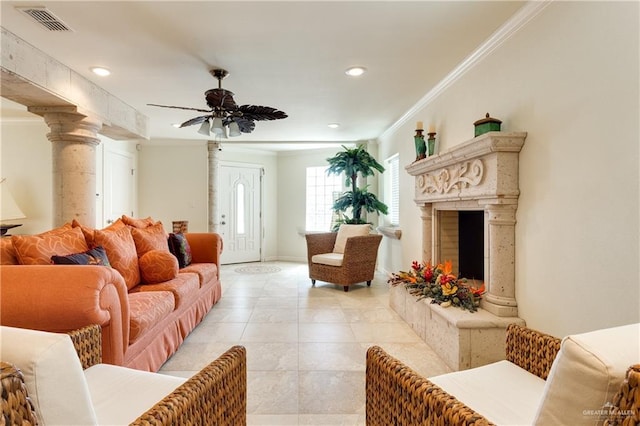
xmin=377 ymin=1 xmax=639 ymax=337
xmin=0 ymin=119 xmax=51 ymax=234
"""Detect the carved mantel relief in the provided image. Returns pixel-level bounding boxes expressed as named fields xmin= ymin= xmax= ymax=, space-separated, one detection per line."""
xmin=416 ymin=159 xmax=484 ymax=195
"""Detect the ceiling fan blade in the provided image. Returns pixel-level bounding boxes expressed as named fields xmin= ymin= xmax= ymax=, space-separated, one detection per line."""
xmin=205 ymin=89 xmax=238 ymax=111
xmin=147 ymin=103 xmax=211 ymax=113
xmin=238 ymin=105 xmax=288 ymax=121
xmin=179 ymin=115 xmax=211 ymax=127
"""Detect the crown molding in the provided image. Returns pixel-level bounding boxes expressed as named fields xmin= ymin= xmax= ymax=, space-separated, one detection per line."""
xmin=379 ymin=0 xmax=552 ymax=140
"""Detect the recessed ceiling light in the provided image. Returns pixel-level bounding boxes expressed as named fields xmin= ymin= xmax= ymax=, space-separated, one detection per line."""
xmin=90 ymin=67 xmax=110 ymax=77
xmin=345 ymin=66 xmax=366 ymax=77
xmin=328 ymin=123 xmax=340 ymax=128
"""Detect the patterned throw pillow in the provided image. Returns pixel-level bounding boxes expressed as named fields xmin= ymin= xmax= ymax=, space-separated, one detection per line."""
xmin=51 ymin=246 xmax=111 ymax=266
xmin=131 ymin=222 xmax=170 ymax=257
xmin=94 ymin=226 xmax=140 ymax=289
xmin=12 ymin=226 xmax=89 ymax=265
xmin=138 ymin=250 xmax=179 ymax=283
xmin=168 ymin=233 xmax=192 ymax=268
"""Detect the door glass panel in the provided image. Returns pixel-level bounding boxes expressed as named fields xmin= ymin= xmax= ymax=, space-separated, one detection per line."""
xmin=237 ymin=183 xmax=245 ymax=234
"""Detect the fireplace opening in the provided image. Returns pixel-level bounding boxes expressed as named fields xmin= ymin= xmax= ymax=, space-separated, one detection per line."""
xmin=438 ymin=210 xmax=484 ymax=281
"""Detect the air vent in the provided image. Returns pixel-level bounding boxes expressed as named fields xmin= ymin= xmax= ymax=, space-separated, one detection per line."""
xmin=16 ymin=7 xmax=73 ymax=32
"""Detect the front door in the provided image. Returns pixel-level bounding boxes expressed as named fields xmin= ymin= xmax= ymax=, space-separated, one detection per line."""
xmin=219 ymin=164 xmax=262 ymax=264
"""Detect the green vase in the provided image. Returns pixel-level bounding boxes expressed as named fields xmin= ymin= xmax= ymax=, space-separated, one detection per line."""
xmin=414 ymin=135 xmax=426 ymax=160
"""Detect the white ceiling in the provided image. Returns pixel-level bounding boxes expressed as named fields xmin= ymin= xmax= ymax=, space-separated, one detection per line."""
xmin=0 ymin=1 xmax=525 ymax=150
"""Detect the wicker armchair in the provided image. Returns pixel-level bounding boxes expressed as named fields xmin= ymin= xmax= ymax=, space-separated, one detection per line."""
xmin=366 ymin=323 xmax=640 ymax=426
xmin=305 ymin=232 xmax=382 ymax=292
xmin=1 ymin=325 xmax=247 ymax=426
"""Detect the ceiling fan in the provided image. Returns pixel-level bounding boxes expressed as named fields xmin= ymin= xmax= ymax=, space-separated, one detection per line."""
xmin=148 ymin=68 xmax=287 ymax=137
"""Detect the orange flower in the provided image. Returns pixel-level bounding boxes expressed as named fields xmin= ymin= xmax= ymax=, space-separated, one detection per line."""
xmin=471 ymin=282 xmax=486 ymax=296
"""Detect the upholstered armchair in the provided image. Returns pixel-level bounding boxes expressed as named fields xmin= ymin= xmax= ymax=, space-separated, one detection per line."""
xmin=305 ymin=224 xmax=382 ymax=292
xmin=1 ymin=325 xmax=247 ymax=425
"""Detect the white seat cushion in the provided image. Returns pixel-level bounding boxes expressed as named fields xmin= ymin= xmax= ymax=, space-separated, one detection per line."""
xmin=534 ymin=323 xmax=640 ymax=425
xmin=0 ymin=326 xmax=98 ymax=425
xmin=430 ymin=360 xmax=546 ymax=426
xmin=332 ymin=224 xmax=370 ymax=253
xmin=85 ymin=364 xmax=186 ymax=425
xmin=311 ymin=252 xmax=344 ymax=266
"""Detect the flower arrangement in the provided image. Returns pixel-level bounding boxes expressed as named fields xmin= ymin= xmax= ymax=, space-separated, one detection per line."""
xmin=388 ymin=260 xmax=485 ymax=312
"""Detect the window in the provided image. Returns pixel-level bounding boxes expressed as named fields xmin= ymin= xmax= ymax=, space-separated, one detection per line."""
xmin=385 ymin=154 xmax=400 ymax=226
xmin=305 ymin=166 xmax=343 ymax=231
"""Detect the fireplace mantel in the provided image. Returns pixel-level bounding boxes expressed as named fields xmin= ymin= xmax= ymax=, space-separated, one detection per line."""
xmin=406 ymin=131 xmax=527 ymax=317
xmin=406 ymin=131 xmax=527 ymax=205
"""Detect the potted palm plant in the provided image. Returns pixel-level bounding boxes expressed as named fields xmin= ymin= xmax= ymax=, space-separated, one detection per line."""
xmin=326 ymin=144 xmax=388 ymax=229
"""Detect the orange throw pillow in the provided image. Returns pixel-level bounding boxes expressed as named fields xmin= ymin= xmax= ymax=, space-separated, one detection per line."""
xmin=131 ymin=222 xmax=169 ymax=256
xmin=122 ymin=215 xmax=155 ymax=229
xmin=94 ymin=226 xmax=140 ymax=289
xmin=12 ymin=226 xmax=89 ymax=265
xmin=139 ymin=250 xmax=178 ymax=284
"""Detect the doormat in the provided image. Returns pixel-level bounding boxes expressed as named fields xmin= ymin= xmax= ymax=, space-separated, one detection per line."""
xmin=234 ymin=265 xmax=282 ymax=274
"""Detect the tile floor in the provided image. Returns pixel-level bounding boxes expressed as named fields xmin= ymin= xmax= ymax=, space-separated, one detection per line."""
xmin=159 ymin=261 xmax=451 ymax=425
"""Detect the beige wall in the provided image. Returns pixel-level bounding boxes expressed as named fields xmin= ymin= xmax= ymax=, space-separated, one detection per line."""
xmin=377 ymin=1 xmax=639 ymax=337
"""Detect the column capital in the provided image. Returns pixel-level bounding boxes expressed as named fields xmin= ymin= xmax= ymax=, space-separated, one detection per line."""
xmin=34 ymin=108 xmax=102 ymax=146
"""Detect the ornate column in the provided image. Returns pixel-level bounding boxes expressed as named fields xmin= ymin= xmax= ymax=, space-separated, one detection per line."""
xmin=31 ymin=107 xmax=102 ymax=228
xmin=207 ymin=141 xmax=221 ymax=233
xmin=481 ymin=202 xmax=519 ymax=317
xmin=420 ymin=204 xmax=433 ymax=262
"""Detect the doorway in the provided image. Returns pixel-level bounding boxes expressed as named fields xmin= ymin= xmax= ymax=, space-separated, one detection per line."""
xmin=219 ymin=164 xmax=263 ymax=264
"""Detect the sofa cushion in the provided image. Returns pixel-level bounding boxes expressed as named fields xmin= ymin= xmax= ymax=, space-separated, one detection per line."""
xmin=533 ymin=323 xmax=640 ymax=425
xmin=168 ymin=232 xmax=192 ymax=268
xmin=131 ymin=222 xmax=170 ymax=256
xmin=84 ymin=363 xmax=185 ymax=425
xmin=51 ymin=245 xmax=111 ymax=266
xmin=180 ymin=263 xmax=218 ymax=288
xmin=0 ymin=238 xmax=18 ymax=265
xmin=0 ymin=326 xmax=98 ymax=425
xmin=430 ymin=360 xmax=546 ymax=425
xmin=12 ymin=226 xmax=89 ymax=265
xmin=94 ymin=225 xmax=140 ymax=289
xmin=129 ymin=273 xmax=199 ymax=309
xmin=139 ymin=249 xmax=179 ymax=284
xmin=333 ymin=224 xmax=370 ymax=254
xmin=311 ymin=252 xmax=344 ymax=267
xmin=128 ymin=291 xmax=176 ymax=344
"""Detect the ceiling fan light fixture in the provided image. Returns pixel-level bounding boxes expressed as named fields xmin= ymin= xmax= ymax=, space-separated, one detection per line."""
xmin=197 ymin=120 xmax=210 ymax=136
xmin=211 ymin=117 xmax=225 ymax=135
xmin=345 ymin=66 xmax=366 ymax=77
xmin=228 ymin=121 xmax=241 ymax=137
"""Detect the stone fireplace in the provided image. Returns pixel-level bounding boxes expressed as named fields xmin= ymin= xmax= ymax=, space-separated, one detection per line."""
xmin=390 ymin=131 xmax=527 ymax=370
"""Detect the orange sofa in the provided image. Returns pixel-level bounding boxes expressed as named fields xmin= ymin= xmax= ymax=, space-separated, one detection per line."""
xmin=0 ymin=217 xmax=223 ymax=372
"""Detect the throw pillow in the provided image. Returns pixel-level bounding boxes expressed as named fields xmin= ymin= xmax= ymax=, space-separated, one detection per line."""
xmin=138 ymin=250 xmax=179 ymax=283
xmin=51 ymin=246 xmax=111 ymax=266
xmin=71 ymin=219 xmax=96 ymax=248
xmin=94 ymin=226 xmax=140 ymax=289
xmin=131 ymin=222 xmax=170 ymax=256
xmin=0 ymin=238 xmax=18 ymax=265
xmin=12 ymin=227 xmax=89 ymax=265
xmin=122 ymin=215 xmax=155 ymax=229
xmin=168 ymin=233 xmax=192 ymax=268
xmin=333 ymin=224 xmax=371 ymax=254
